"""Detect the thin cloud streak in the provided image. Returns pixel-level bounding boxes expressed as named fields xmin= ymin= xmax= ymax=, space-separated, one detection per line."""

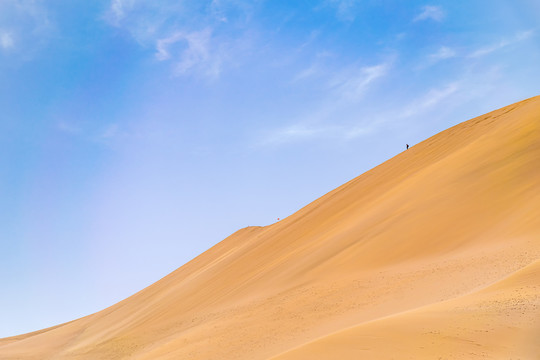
xmin=101 ymin=124 xmax=121 ymax=139
xmin=0 ymin=31 xmax=14 ymax=49
xmin=330 ymin=63 xmax=389 ymax=101
xmin=261 ymin=123 xmax=374 ymax=146
xmin=108 ymin=0 xmax=133 ymax=25
xmin=265 ymin=60 xmax=390 ymax=146
xmin=155 ymin=29 xmax=222 ymax=77
xmin=414 ymin=5 xmax=445 ymax=22
xmin=292 ymin=63 xmax=321 ymax=82
xmin=415 ymin=46 xmax=457 ymax=69
xmin=469 ymin=30 xmax=535 ymax=58
xmin=0 ymin=0 xmax=52 ymax=56
xmin=402 ymin=82 xmax=460 ymax=118
xmin=263 ymin=124 xmax=328 ymax=145
xmin=105 ymin=0 xmax=252 ymax=78
xmin=56 ymin=121 xmax=82 ymax=135
xmin=325 ymin=0 xmax=361 ymax=22
xmin=429 ymin=46 xmax=456 ymax=61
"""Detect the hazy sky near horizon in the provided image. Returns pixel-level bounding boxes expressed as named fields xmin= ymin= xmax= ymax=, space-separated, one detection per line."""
xmin=1 ymin=0 xmax=539 ymax=337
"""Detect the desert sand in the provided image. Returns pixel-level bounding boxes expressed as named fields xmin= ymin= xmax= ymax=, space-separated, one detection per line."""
xmin=1 ymin=96 xmax=539 ymax=359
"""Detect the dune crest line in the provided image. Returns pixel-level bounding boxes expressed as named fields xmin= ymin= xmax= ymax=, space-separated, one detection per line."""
xmin=1 ymin=96 xmax=540 ymax=359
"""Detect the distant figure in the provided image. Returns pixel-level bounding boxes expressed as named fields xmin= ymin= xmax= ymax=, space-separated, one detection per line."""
xmin=277 ymin=218 xmax=280 ymax=221
xmin=406 ymin=144 xmax=409 ymax=150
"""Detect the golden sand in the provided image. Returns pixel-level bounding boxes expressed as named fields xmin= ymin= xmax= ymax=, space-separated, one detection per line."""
xmin=1 ymin=96 xmax=539 ymax=359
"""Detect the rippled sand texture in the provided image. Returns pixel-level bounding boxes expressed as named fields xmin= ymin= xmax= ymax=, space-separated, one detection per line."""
xmin=1 ymin=96 xmax=539 ymax=359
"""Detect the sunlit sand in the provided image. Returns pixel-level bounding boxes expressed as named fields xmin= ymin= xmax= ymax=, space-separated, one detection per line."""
xmin=1 ymin=96 xmax=539 ymax=359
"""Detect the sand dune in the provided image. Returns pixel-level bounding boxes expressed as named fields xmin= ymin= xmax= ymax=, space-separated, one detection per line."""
xmin=272 ymin=259 xmax=540 ymax=360
xmin=1 ymin=96 xmax=539 ymax=359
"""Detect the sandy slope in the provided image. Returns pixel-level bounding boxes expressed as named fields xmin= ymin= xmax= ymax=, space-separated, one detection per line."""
xmin=1 ymin=96 xmax=539 ymax=359
xmin=272 ymin=259 xmax=540 ymax=360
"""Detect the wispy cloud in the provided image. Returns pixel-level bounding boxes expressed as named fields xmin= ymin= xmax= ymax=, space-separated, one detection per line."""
xmin=155 ymin=33 xmax=182 ymax=61
xmin=429 ymin=46 xmax=456 ymax=61
xmin=402 ymin=82 xmax=460 ymax=118
xmin=268 ymin=60 xmax=390 ymax=146
xmin=261 ymin=122 xmax=374 ymax=145
xmin=330 ymin=63 xmax=389 ymax=101
xmin=155 ymin=29 xmax=223 ymax=77
xmin=290 ymin=50 xmax=333 ymax=83
xmin=324 ymin=0 xmax=361 ymax=22
xmin=343 ymin=125 xmax=374 ymax=140
xmin=468 ymin=30 xmax=535 ymax=58
xmin=292 ymin=63 xmax=322 ymax=82
xmin=0 ymin=31 xmax=14 ymax=50
xmin=416 ymin=45 xmax=456 ymax=69
xmin=105 ymin=0 xmax=254 ymax=78
xmin=262 ymin=61 xmax=389 ymax=146
xmin=414 ymin=5 xmax=445 ymax=22
xmin=108 ymin=0 xmax=134 ymax=25
xmin=263 ymin=124 xmax=328 ymax=145
xmin=56 ymin=121 xmax=127 ymax=142
xmin=101 ymin=123 xmax=121 ymax=139
xmin=57 ymin=121 xmax=82 ymax=135
xmin=0 ymin=0 xmax=52 ymax=56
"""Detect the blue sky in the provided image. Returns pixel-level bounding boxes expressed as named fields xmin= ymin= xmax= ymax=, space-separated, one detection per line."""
xmin=1 ymin=0 xmax=539 ymax=337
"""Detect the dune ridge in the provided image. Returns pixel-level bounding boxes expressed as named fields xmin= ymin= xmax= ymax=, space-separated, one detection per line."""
xmin=1 ymin=96 xmax=539 ymax=359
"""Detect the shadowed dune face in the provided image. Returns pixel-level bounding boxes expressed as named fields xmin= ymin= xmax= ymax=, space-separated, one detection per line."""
xmin=1 ymin=96 xmax=540 ymax=360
